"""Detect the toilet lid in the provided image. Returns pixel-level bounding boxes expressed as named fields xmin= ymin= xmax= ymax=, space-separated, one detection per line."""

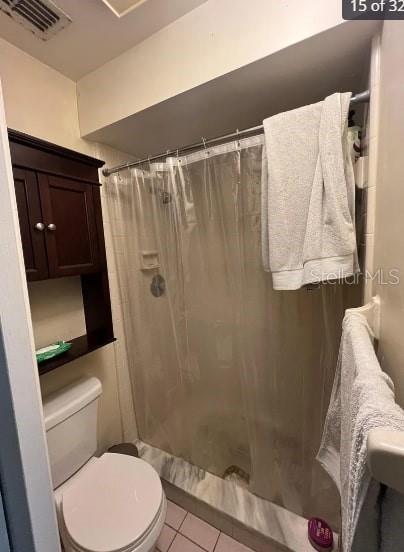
xmin=62 ymin=453 xmax=163 ymax=552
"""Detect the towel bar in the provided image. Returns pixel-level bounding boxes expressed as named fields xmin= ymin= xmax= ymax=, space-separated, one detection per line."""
xmin=347 ymin=296 xmax=404 ymax=494
xmin=346 ymin=295 xmax=380 ymax=339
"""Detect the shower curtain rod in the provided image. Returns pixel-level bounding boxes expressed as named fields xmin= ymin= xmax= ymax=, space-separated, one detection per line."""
xmin=102 ymin=89 xmax=370 ymax=177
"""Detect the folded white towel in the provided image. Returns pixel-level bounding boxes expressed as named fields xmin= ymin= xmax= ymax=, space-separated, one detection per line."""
xmin=261 ymin=93 xmax=358 ymax=290
xmin=317 ymin=311 xmax=404 ymax=551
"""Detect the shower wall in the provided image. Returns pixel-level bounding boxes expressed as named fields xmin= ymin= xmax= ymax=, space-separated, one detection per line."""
xmin=105 ymin=137 xmax=361 ymax=528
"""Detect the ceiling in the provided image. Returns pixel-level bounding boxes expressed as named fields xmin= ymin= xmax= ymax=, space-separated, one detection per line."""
xmin=0 ymin=0 xmax=208 ymax=80
xmin=88 ymin=20 xmax=378 ymax=162
xmin=101 ymin=0 xmax=149 ymax=17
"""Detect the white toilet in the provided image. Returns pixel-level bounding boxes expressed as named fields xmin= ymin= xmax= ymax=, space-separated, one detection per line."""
xmin=43 ymin=376 xmax=166 ymax=552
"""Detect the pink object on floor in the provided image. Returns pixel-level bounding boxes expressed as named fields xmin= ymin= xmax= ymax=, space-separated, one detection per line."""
xmin=308 ymin=518 xmax=333 ymax=551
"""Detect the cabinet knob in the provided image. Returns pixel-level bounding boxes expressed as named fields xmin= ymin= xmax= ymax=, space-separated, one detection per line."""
xmin=47 ymin=223 xmax=56 ymax=232
xmin=34 ymin=222 xmax=45 ymax=231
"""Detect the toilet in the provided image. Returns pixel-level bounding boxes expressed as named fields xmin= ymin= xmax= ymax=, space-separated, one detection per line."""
xmin=43 ymin=377 xmax=166 ymax=552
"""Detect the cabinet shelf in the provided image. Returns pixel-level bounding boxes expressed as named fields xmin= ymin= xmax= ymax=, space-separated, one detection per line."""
xmin=38 ymin=331 xmax=116 ymax=376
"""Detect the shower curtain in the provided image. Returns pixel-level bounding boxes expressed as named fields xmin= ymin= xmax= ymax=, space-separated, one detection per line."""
xmin=105 ymin=134 xmax=360 ymax=527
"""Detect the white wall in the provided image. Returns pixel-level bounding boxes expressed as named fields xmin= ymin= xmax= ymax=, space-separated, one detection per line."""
xmin=372 ymin=21 xmax=404 ymax=407
xmin=77 ymin=0 xmax=346 ymax=135
xmin=0 ymin=37 xmax=137 ymax=450
xmin=0 ymin=37 xmax=85 ymax=152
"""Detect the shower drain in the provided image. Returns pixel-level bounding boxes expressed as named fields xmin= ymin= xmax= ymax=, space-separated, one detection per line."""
xmin=222 ymin=465 xmax=250 ymax=487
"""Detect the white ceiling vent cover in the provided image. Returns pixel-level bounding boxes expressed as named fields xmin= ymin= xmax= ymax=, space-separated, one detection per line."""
xmin=0 ymin=0 xmax=71 ymax=41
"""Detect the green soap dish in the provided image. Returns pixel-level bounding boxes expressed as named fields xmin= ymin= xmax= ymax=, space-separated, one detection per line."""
xmin=36 ymin=341 xmax=72 ymax=364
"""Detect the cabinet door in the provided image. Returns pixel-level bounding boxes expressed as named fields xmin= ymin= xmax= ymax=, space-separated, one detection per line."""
xmin=13 ymin=168 xmax=49 ymax=281
xmin=38 ymin=174 xmax=100 ymax=278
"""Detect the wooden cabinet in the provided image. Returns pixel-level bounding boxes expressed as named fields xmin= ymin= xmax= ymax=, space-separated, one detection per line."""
xmin=38 ymin=174 xmax=100 ymax=277
xmin=13 ymin=167 xmax=48 ymax=280
xmin=9 ymin=130 xmax=103 ymax=281
xmin=14 ymin=171 xmax=101 ymax=280
xmin=9 ymin=129 xmax=115 ymax=375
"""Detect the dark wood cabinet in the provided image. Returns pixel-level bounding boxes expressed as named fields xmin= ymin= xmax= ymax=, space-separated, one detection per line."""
xmin=9 ymin=131 xmax=104 ymax=282
xmin=13 ymin=167 xmax=49 ymax=280
xmin=13 ymin=170 xmax=101 ymax=280
xmin=8 ymin=129 xmax=115 ymax=375
xmin=38 ymin=174 xmax=100 ymax=277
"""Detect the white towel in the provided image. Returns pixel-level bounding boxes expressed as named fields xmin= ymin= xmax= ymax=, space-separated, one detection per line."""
xmin=317 ymin=311 xmax=404 ymax=551
xmin=261 ymin=93 xmax=358 ymax=290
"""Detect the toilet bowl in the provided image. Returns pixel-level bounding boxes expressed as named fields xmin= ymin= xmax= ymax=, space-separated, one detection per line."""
xmin=42 ymin=377 xmax=166 ymax=552
xmin=55 ymin=453 xmax=166 ymax=552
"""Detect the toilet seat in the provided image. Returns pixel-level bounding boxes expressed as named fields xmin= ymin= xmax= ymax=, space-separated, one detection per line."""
xmin=61 ymin=453 xmax=164 ymax=552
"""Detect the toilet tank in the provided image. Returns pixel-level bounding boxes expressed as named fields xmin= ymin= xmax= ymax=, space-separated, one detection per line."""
xmin=43 ymin=377 xmax=102 ymax=489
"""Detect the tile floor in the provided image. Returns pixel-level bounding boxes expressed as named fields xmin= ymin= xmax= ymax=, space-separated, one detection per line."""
xmin=156 ymin=500 xmax=254 ymax=552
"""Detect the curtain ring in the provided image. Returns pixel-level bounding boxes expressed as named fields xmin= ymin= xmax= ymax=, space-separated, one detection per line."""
xmin=202 ymin=136 xmax=209 ymax=156
xmin=236 ymin=128 xmax=241 ymax=149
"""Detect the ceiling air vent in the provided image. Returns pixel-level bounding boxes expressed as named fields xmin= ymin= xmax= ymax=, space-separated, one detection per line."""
xmin=0 ymin=0 xmax=71 ymax=41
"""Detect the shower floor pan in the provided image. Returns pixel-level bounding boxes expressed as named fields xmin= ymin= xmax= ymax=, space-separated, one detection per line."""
xmin=136 ymin=440 xmax=339 ymax=552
